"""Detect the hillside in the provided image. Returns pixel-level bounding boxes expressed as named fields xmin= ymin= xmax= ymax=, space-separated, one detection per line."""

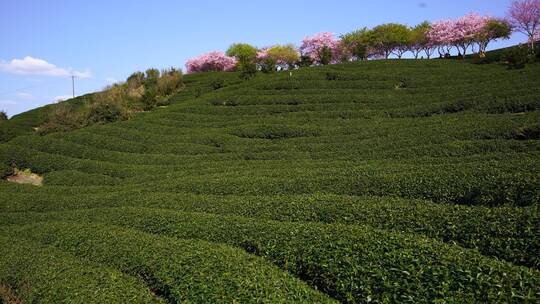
xmin=1 ymin=59 xmax=540 ymax=303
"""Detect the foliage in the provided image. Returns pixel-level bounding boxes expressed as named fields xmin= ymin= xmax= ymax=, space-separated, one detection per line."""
xmin=0 ymin=236 xmax=162 ymax=303
xmin=185 ymin=51 xmax=237 ymax=73
xmin=1 ymin=58 xmax=539 ymax=303
xmin=210 ymin=78 xmax=226 ymax=90
xmin=126 ymin=71 xmax=145 ymax=89
xmin=226 ymin=43 xmax=258 ymax=63
xmin=0 ymin=162 xmax=13 ymax=178
xmin=226 ymin=43 xmax=259 ymax=79
xmin=85 ymin=85 xmax=132 ymax=123
xmin=504 ymin=44 xmax=532 ymax=68
xmin=2 ymin=222 xmax=332 ymax=303
xmin=508 ymin=0 xmax=540 ymax=50
xmin=36 ymin=68 xmax=183 ymax=134
xmin=0 ymin=111 xmax=7 ymax=121
xmin=370 ymin=23 xmax=411 ymax=59
xmin=410 ymin=21 xmax=432 ymax=58
xmin=4 ymin=208 xmax=539 ymax=303
xmin=476 ymin=19 xmax=513 ymax=57
xmin=299 ymin=32 xmax=340 ymax=64
xmin=37 ymin=103 xmax=85 ymax=135
xmin=261 ymin=44 xmax=300 ymax=70
xmin=340 ymin=28 xmax=371 ymax=60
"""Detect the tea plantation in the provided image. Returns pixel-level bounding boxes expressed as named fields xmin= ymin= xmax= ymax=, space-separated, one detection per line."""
xmin=1 ymin=59 xmax=539 ymax=303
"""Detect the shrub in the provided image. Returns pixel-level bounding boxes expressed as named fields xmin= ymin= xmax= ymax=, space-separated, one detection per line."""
xmin=7 ymin=222 xmax=334 ymax=303
xmin=298 ymin=55 xmax=314 ymax=67
xmin=320 ymin=46 xmax=333 ymax=65
xmin=504 ymin=45 xmax=531 ymax=69
xmin=85 ymin=87 xmax=131 ymax=123
xmin=260 ymin=57 xmax=277 ymax=73
xmin=38 ymin=103 xmax=84 ymax=134
xmin=0 ymin=111 xmax=7 ymax=121
xmin=156 ymin=68 xmax=183 ymax=96
xmin=325 ymin=72 xmax=340 ymax=81
xmin=211 ymin=78 xmax=226 ymax=90
xmin=232 ymin=124 xmax=320 ymax=139
xmin=141 ymin=86 xmax=158 ymax=110
xmin=238 ymin=60 xmax=257 ymax=79
xmin=0 ymin=235 xmax=162 ymax=303
xmin=10 ymin=208 xmax=539 ymax=304
xmin=512 ymin=124 xmax=540 ymax=140
xmin=0 ymin=162 xmax=13 ymax=178
xmin=126 ymin=71 xmax=145 ymax=89
xmin=145 ymin=68 xmax=160 ymax=83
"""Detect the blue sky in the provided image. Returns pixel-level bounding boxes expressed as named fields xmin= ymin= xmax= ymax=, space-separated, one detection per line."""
xmin=0 ymin=0 xmax=525 ymax=117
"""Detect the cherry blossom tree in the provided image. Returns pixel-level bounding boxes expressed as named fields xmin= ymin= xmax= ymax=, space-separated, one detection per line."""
xmin=508 ymin=0 xmax=540 ymax=50
xmin=427 ymin=19 xmax=456 ymax=57
xmin=185 ymin=51 xmax=237 ymax=73
xmin=452 ymin=13 xmax=488 ymax=57
xmin=299 ymin=32 xmax=340 ymax=64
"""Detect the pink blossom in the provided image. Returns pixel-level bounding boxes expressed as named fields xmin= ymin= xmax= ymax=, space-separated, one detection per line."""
xmin=185 ymin=51 xmax=237 ymax=74
xmin=508 ymin=0 xmax=540 ymax=47
xmin=299 ymin=32 xmax=341 ymax=64
xmin=453 ymin=13 xmax=490 ymax=56
xmin=428 ymin=13 xmax=490 ymax=56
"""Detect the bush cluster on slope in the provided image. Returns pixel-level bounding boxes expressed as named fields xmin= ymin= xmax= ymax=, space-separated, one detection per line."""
xmin=37 ymin=68 xmax=183 ymax=135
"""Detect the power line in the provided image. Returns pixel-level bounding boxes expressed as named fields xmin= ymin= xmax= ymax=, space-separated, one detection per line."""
xmin=0 ymin=79 xmax=65 ymax=97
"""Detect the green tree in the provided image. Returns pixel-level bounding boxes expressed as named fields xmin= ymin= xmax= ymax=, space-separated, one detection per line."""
xmin=319 ymin=46 xmax=333 ymax=65
xmin=410 ymin=21 xmax=431 ymax=59
xmin=226 ymin=43 xmax=258 ymax=62
xmin=226 ymin=43 xmax=258 ymax=79
xmin=340 ymin=28 xmax=371 ymax=60
xmin=370 ymin=23 xmax=411 ymax=59
xmin=0 ymin=110 xmax=7 ymax=121
xmin=266 ymin=44 xmax=300 ymax=69
xmin=476 ymin=19 xmax=512 ymax=58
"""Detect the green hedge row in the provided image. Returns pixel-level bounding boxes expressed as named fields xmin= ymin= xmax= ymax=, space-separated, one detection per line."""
xmin=0 ymin=235 xmax=161 ymax=303
xmin=3 ymin=207 xmax=539 ymax=303
xmin=1 ymin=137 xmax=538 ymax=207
xmin=5 ymin=222 xmax=334 ymax=303
xmin=1 ymin=191 xmax=537 ymax=268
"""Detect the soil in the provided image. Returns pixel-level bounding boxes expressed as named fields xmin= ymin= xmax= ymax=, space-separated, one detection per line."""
xmin=6 ymin=173 xmax=43 ymax=186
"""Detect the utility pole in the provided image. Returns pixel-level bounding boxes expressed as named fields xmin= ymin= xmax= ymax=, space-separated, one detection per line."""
xmin=71 ymin=75 xmax=76 ymax=98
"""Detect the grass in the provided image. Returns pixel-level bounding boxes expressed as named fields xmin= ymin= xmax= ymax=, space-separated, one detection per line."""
xmin=0 ymin=54 xmax=539 ymax=303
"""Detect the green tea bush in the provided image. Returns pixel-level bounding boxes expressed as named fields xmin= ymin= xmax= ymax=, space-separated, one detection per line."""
xmin=1 ymin=57 xmax=539 ymax=303
xmin=211 ymin=78 xmax=226 ymax=90
xmin=0 ymin=163 xmax=13 ymax=178
xmin=0 ymin=235 xmax=161 ymax=303
xmin=7 ymin=222 xmax=334 ymax=303
xmin=513 ymin=124 xmax=540 ymax=140
xmin=504 ymin=45 xmax=530 ymax=69
xmin=8 ymin=208 xmax=538 ymax=303
xmin=232 ymin=124 xmax=320 ymax=139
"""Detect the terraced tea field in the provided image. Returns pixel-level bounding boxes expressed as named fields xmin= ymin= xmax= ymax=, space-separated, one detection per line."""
xmin=1 ymin=59 xmax=539 ymax=303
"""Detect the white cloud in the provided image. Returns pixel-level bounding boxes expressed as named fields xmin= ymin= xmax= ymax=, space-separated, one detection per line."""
xmin=16 ymin=92 xmax=34 ymax=100
xmin=53 ymin=95 xmax=73 ymax=102
xmin=0 ymin=100 xmax=18 ymax=106
xmin=0 ymin=56 xmax=91 ymax=78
